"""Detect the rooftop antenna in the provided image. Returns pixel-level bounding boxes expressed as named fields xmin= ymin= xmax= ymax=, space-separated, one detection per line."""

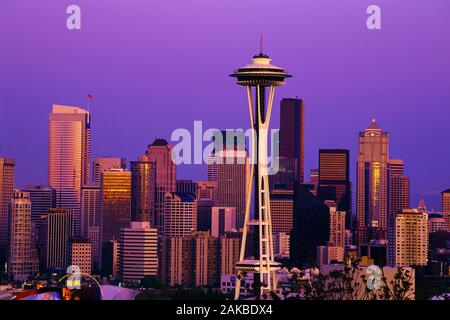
xmin=87 ymin=95 xmax=94 ymax=112
xmin=259 ymin=33 xmax=263 ymax=54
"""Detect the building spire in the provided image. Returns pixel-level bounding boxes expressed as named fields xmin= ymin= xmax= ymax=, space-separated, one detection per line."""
xmin=259 ymin=33 xmax=263 ymax=54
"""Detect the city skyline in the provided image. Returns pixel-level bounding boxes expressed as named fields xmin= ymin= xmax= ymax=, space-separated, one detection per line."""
xmin=1 ymin=1 xmax=450 ymax=211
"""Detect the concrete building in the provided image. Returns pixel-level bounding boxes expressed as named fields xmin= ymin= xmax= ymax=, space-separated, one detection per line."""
xmin=163 ymin=192 xmax=197 ymax=237
xmin=220 ymin=231 xmax=241 ymax=276
xmin=118 ymin=222 xmax=158 ymax=282
xmin=68 ymin=237 xmax=92 ymax=274
xmin=8 ymin=190 xmax=38 ymax=280
xmin=388 ymin=209 xmax=428 ymax=267
xmin=0 ymin=158 xmax=15 ymax=268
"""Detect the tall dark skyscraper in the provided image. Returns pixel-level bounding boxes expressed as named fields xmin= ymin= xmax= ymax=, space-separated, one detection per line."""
xmin=278 ymin=98 xmax=305 ymax=186
xmin=130 ymin=159 xmax=156 ymax=223
xmin=290 ymin=183 xmax=330 ymax=267
xmin=318 ymin=149 xmax=351 ymax=229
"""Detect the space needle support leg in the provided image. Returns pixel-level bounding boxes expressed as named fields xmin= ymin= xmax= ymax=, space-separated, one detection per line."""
xmin=234 ymin=85 xmax=256 ymax=301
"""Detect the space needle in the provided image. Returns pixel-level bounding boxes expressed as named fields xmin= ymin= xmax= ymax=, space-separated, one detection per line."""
xmin=230 ymin=39 xmax=291 ymax=299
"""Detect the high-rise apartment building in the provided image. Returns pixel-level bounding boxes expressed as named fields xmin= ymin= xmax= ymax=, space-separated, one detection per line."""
xmin=130 ymin=159 xmax=156 ymax=223
xmin=220 ymin=231 xmax=241 ymax=276
xmin=8 ymin=190 xmax=37 ymax=280
xmin=0 ymin=158 xmax=15 ymax=267
xmin=118 ymin=222 xmax=158 ymax=282
xmin=327 ymin=203 xmax=346 ymax=248
xmin=141 ymin=139 xmax=176 ymax=232
xmin=388 ymin=209 xmax=428 ymax=267
xmin=163 ymin=192 xmax=197 ymax=237
xmin=193 ymin=231 xmax=219 ymax=287
xmin=356 ymin=119 xmax=389 ymax=244
xmin=93 ymin=157 xmax=126 ymax=185
xmin=48 ymin=105 xmax=91 ymax=236
xmin=46 ymin=208 xmax=74 ymax=271
xmin=161 ymin=237 xmax=194 ymax=287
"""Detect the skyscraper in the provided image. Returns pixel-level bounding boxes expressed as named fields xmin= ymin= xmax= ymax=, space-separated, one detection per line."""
xmin=211 ymin=207 xmax=236 ymax=237
xmin=141 ymin=139 xmax=176 ymax=233
xmin=163 ymin=192 xmax=197 ymax=237
xmin=100 ymin=169 xmax=131 ymax=272
xmin=291 ymin=183 xmax=330 ymax=267
xmin=93 ymin=157 xmax=127 ymax=185
xmin=356 ymin=119 xmax=389 ymax=244
xmin=388 ymin=159 xmax=410 ymax=223
xmin=216 ymin=149 xmax=248 ymax=229
xmin=118 ymin=222 xmax=158 ymax=282
xmin=0 ymin=157 xmax=15 ymax=268
xmin=269 ymin=185 xmax=294 ymax=234
xmin=22 ymin=185 xmax=56 ymax=225
xmin=278 ymin=97 xmax=305 ymax=185
xmin=46 ymin=208 xmax=74 ymax=271
xmin=130 ymin=159 xmax=156 ymax=223
xmin=81 ymin=185 xmax=101 ymax=270
xmin=318 ymin=149 xmax=351 ymax=228
xmin=48 ymin=105 xmax=91 ymax=236
xmin=196 ymin=181 xmax=217 ymax=231
xmin=8 ymin=190 xmax=37 ymax=280
xmin=388 ymin=209 xmax=428 ymax=267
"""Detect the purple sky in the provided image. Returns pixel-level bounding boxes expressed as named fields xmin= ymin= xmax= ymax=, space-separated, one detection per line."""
xmin=1 ymin=0 xmax=449 ymax=210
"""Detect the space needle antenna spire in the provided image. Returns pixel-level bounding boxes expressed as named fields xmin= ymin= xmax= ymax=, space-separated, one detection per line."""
xmin=259 ymin=33 xmax=263 ymax=54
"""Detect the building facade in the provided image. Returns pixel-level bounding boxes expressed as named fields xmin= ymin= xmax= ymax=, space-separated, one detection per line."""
xmin=388 ymin=209 xmax=428 ymax=267
xmin=356 ymin=119 xmax=389 ymax=244
xmin=118 ymin=222 xmax=158 ymax=282
xmin=8 ymin=190 xmax=38 ymax=280
xmin=48 ymin=105 xmax=91 ymax=236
